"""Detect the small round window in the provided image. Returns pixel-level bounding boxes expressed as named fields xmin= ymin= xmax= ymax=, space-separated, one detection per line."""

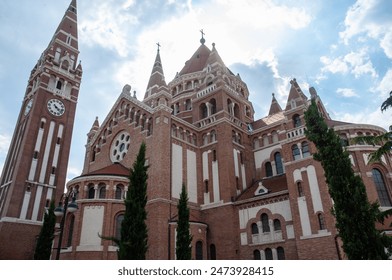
xmin=110 ymin=131 xmax=131 ymax=162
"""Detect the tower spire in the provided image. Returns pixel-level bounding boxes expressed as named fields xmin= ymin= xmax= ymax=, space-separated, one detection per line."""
xmin=144 ymin=45 xmax=168 ymax=100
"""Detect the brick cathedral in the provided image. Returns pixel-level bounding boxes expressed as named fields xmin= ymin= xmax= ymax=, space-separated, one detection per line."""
xmin=1 ymin=0 xmax=391 ymax=260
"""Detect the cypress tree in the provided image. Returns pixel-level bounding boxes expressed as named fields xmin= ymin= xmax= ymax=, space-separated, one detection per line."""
xmin=304 ymin=99 xmax=392 ymax=259
xmin=119 ymin=142 xmax=149 ymax=260
xmin=34 ymin=200 xmax=56 ymax=260
xmin=176 ymin=183 xmax=192 ymax=260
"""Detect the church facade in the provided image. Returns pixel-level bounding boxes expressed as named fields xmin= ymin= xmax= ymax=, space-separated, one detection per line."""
xmin=1 ymin=1 xmax=391 ymax=260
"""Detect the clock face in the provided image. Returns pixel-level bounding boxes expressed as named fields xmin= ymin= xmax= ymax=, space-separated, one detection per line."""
xmin=47 ymin=99 xmax=65 ymax=116
xmin=24 ymin=99 xmax=33 ymax=116
xmin=110 ymin=131 xmax=131 ymax=162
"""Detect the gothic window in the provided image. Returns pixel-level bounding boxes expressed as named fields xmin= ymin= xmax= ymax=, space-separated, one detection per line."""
xmin=261 ymin=213 xmax=270 ymax=233
xmin=265 ymin=162 xmax=273 ymax=177
xmin=115 ymin=184 xmax=124 ymax=200
xmin=195 ymin=241 xmax=203 ymax=260
xmin=253 ymin=250 xmax=261 ymax=260
xmin=200 ymin=103 xmax=208 ymax=119
xmin=115 ymin=214 xmax=124 ymax=241
xmin=372 ymin=168 xmax=392 ymax=207
xmin=87 ymin=184 xmax=95 ymax=199
xmin=273 ymin=219 xmax=281 ymax=231
xmin=210 ymin=98 xmax=217 ymax=114
xmin=265 ymin=248 xmax=273 ymax=260
xmin=98 ymin=183 xmax=106 ymax=199
xmin=318 ymin=213 xmax=326 ymax=230
xmin=56 ymin=80 xmax=62 ymax=90
xmin=274 ymin=152 xmax=284 ymax=174
xmin=292 ymin=144 xmax=301 ymax=160
xmin=251 ymin=223 xmax=259 ymax=234
xmin=302 ymin=141 xmax=310 ymax=158
xmin=277 ymin=247 xmax=285 ymax=260
xmin=293 ymin=114 xmax=301 ymax=127
xmin=210 ymin=244 xmax=216 ymax=260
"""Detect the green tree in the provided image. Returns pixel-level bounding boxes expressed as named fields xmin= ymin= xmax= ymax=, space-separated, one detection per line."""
xmin=304 ymin=99 xmax=392 ymax=259
xmin=176 ymin=183 xmax=192 ymax=260
xmin=354 ymin=90 xmax=392 ymax=162
xmin=34 ymin=200 xmax=56 ymax=260
xmin=99 ymin=142 xmax=149 ymax=259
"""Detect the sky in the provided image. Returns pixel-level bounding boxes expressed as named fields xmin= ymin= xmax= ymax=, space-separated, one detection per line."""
xmin=0 ymin=0 xmax=392 ymax=184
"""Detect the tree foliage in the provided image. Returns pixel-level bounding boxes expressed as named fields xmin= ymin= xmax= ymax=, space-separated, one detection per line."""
xmin=304 ymin=99 xmax=392 ymax=259
xmin=34 ymin=200 xmax=56 ymax=260
xmin=99 ymin=142 xmax=149 ymax=259
xmin=176 ymin=183 xmax=192 ymax=260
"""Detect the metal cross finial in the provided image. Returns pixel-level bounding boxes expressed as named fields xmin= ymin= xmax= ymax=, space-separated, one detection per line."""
xmin=156 ymin=42 xmax=161 ymax=53
xmin=200 ymin=29 xmax=206 ymax=44
xmin=200 ymin=29 xmax=205 ymax=38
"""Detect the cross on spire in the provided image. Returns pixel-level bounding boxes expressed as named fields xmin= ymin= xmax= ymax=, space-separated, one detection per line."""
xmin=156 ymin=42 xmax=161 ymax=53
xmin=200 ymin=29 xmax=206 ymax=45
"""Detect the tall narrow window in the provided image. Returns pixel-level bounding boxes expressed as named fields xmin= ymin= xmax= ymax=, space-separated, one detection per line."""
xmin=88 ymin=185 xmax=95 ymax=199
xmin=261 ymin=213 xmax=270 ymax=233
xmin=293 ymin=114 xmax=301 ymax=127
xmin=273 ymin=219 xmax=281 ymax=231
xmin=372 ymin=169 xmax=392 ymax=207
xmin=254 ymin=250 xmax=261 ymax=260
xmin=302 ymin=141 xmax=310 ymax=158
xmin=210 ymin=244 xmax=216 ymax=260
xmin=115 ymin=214 xmax=124 ymax=241
xmin=66 ymin=215 xmax=75 ymax=247
xmin=98 ymin=183 xmax=106 ymax=199
xmin=251 ymin=223 xmax=259 ymax=234
xmin=115 ymin=184 xmax=123 ymax=200
xmin=265 ymin=248 xmax=273 ymax=260
xmin=318 ymin=213 xmax=326 ymax=230
xmin=265 ymin=162 xmax=273 ymax=177
xmin=277 ymin=247 xmax=285 ymax=260
xmin=196 ymin=241 xmax=203 ymax=260
xmin=274 ymin=152 xmax=284 ymax=174
xmin=297 ymin=182 xmax=304 ymax=197
xmin=292 ymin=144 xmax=301 ymax=160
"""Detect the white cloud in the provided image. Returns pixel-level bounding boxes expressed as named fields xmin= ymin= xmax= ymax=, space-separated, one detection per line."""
xmin=336 ymin=88 xmax=359 ymax=98
xmin=340 ymin=0 xmax=392 ymax=59
xmin=320 ymin=48 xmax=377 ymax=78
xmin=0 ymin=134 xmax=11 ymax=154
xmin=375 ymin=68 xmax=392 ymax=98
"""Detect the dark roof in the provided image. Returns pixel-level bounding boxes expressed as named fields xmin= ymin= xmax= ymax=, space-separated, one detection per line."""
xmin=80 ymin=162 xmax=129 ymax=177
xmin=236 ymin=174 xmax=288 ymax=201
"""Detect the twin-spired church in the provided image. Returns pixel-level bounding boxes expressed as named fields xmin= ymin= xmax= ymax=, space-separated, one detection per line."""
xmin=1 ymin=0 xmax=391 ymax=260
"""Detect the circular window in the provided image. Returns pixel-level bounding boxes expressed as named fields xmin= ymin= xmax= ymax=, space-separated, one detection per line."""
xmin=110 ymin=131 xmax=131 ymax=162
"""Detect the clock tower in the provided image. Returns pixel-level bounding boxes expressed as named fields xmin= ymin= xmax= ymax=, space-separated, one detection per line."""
xmin=0 ymin=0 xmax=82 ymax=259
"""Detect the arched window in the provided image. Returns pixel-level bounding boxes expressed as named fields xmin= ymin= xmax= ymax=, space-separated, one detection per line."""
xmin=98 ymin=183 xmax=106 ymax=199
xmin=251 ymin=223 xmax=259 ymax=234
xmin=274 ymin=152 xmax=283 ymax=174
xmin=88 ymin=184 xmax=95 ymax=199
xmin=200 ymin=103 xmax=208 ymax=119
xmin=302 ymin=141 xmax=310 ymax=158
xmin=210 ymin=98 xmax=217 ymax=115
xmin=115 ymin=214 xmax=124 ymax=241
xmin=293 ymin=114 xmax=301 ymax=127
xmin=292 ymin=144 xmax=301 ymax=160
xmin=271 ymin=131 xmax=278 ymax=143
xmin=277 ymin=247 xmax=285 ymax=260
xmin=253 ymin=250 xmax=261 ymax=260
xmin=210 ymin=244 xmax=216 ymax=260
xmin=265 ymin=248 xmax=273 ymax=260
xmin=262 ymin=135 xmax=269 ymax=146
xmin=264 ymin=162 xmax=272 ymax=178
xmin=273 ymin=219 xmax=281 ymax=231
xmin=115 ymin=184 xmax=124 ymax=200
xmin=261 ymin=213 xmax=270 ymax=233
xmin=372 ymin=169 xmax=392 ymax=207
xmin=56 ymin=80 xmax=62 ymax=90
xmin=318 ymin=213 xmax=326 ymax=230
xmin=196 ymin=241 xmax=203 ymax=260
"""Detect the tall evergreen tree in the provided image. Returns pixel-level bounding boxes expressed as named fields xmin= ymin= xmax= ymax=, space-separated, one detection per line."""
xmin=304 ymin=99 xmax=392 ymax=259
xmin=119 ymin=142 xmax=149 ymax=260
xmin=176 ymin=183 xmax=192 ymax=260
xmin=34 ymin=200 xmax=56 ymax=260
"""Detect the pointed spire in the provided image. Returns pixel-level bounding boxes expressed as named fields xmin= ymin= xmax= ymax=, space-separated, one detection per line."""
xmin=206 ymin=42 xmax=226 ymax=69
xmin=268 ymin=93 xmax=282 ymax=115
xmin=144 ymin=44 xmax=168 ymax=100
xmin=285 ymin=78 xmax=307 ymax=111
